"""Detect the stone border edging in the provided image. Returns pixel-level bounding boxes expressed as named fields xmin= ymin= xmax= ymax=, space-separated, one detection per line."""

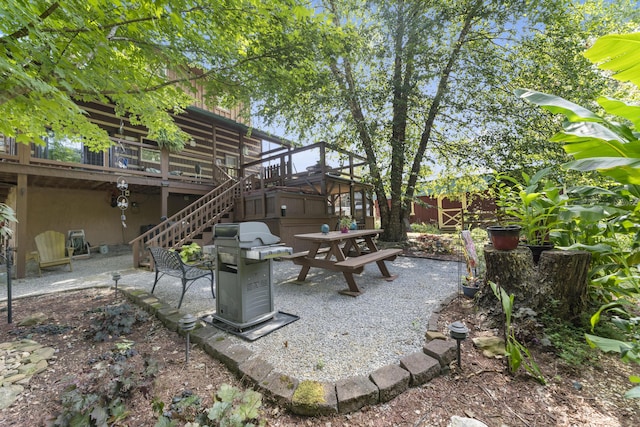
xmin=121 ymin=286 xmax=460 ymax=416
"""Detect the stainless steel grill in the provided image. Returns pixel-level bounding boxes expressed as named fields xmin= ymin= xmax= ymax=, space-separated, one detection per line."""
xmin=212 ymin=222 xmax=292 ymax=330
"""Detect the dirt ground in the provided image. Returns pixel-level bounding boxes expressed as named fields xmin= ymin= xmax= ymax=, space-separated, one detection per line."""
xmin=1 ymin=282 xmax=638 ymax=426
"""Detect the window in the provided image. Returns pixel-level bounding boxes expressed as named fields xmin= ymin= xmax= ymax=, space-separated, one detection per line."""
xmin=225 ymin=154 xmax=238 ymax=167
xmin=32 ymin=131 xmax=107 ymax=166
xmin=0 ymin=134 xmax=17 ymax=156
xmin=141 ymin=148 xmax=161 ymax=164
xmin=225 ymin=154 xmax=238 ymax=177
xmin=43 ymin=132 xmax=83 ymax=163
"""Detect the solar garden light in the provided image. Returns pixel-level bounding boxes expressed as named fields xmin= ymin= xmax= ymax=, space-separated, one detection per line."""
xmin=111 ymin=272 xmax=121 ymax=300
xmin=448 ymin=321 xmax=469 ymax=368
xmin=179 ymin=314 xmax=197 ymax=364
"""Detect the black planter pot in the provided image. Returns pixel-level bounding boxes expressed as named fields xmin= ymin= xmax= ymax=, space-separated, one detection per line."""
xmin=526 ymin=244 xmax=554 ymax=264
xmin=487 ymin=225 xmax=521 ymax=251
xmin=461 ymin=284 xmax=480 ymax=298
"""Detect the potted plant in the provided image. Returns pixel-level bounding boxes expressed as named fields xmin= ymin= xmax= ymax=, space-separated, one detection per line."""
xmin=339 ymin=216 xmax=352 ymax=233
xmin=494 ymin=168 xmax=569 ymax=262
xmin=484 ymin=174 xmax=523 ymax=250
xmin=462 ymin=274 xmax=483 ymax=298
xmin=178 ymin=242 xmax=202 ymax=263
xmin=486 ymin=224 xmax=522 ymax=250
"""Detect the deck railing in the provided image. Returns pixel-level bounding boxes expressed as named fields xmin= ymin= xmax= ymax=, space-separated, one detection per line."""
xmin=242 ymin=141 xmax=369 ymax=190
xmin=129 ymin=175 xmax=252 ymax=267
xmin=21 ymin=137 xmax=221 ymax=186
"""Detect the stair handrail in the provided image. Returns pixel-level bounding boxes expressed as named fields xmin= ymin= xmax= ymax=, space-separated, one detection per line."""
xmin=213 ymin=163 xmax=234 ymax=185
xmin=129 ymin=175 xmax=250 ymax=267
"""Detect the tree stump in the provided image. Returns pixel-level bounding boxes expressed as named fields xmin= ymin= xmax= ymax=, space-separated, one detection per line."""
xmin=481 ymin=246 xmax=591 ymax=321
xmin=478 ymin=246 xmax=537 ymax=313
xmin=537 ymin=249 xmax=591 ymax=319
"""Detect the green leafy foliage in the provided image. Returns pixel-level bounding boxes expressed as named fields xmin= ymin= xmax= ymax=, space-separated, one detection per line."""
xmin=51 ymin=386 xmax=129 ymax=425
xmin=409 ymin=222 xmax=441 ymax=234
xmin=50 ymin=356 xmax=146 ymax=427
xmin=178 ymin=242 xmax=202 ymax=263
xmin=489 ymin=281 xmax=546 ymax=384
xmin=493 ymin=168 xmax=570 ymax=244
xmin=254 ymin=0 xmax=640 ymax=242
xmin=586 ymin=311 xmax=640 ymax=399
xmin=0 ymin=202 xmax=17 ymax=243
xmin=9 ymin=323 xmax=73 ymax=339
xmin=153 ymin=384 xmax=265 ymax=427
xmin=411 ymin=233 xmax=458 ymax=257
xmin=51 ymin=349 xmax=160 ymax=426
xmin=338 ymin=216 xmax=353 ymax=229
xmin=518 ymin=30 xmax=640 ymax=398
xmin=583 ymin=33 xmax=640 ymax=87
xmin=85 ymin=303 xmax=149 ymax=342
xmin=542 ymin=315 xmax=599 ymax=367
xmin=208 ymin=384 xmax=263 ymax=427
xmin=1 ymin=0 xmax=332 ymax=152
xmin=153 ymin=390 xmax=204 ymax=425
xmin=47 ymin=300 xmax=161 ymax=425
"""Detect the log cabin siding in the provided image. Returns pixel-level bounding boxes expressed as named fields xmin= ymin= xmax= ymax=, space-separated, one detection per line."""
xmin=0 ymin=97 xmax=277 ymax=277
xmin=166 ymin=68 xmax=246 ymax=124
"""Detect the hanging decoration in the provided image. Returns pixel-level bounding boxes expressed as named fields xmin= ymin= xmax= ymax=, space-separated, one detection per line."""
xmin=117 ymin=176 xmax=129 ymax=228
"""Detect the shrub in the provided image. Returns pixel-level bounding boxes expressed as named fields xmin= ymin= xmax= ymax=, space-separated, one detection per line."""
xmin=85 ymin=303 xmax=149 ymax=342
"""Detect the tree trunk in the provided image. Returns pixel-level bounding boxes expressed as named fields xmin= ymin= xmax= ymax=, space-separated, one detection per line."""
xmin=481 ymin=247 xmax=591 ymax=321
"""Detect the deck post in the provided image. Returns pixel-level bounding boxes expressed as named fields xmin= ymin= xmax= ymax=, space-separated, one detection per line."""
xmin=15 ymin=174 xmax=28 ymax=278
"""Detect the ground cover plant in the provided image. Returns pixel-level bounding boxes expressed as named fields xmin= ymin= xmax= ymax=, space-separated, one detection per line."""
xmin=1 ymin=279 xmax=639 ymax=426
xmin=517 ymin=31 xmax=640 ymax=398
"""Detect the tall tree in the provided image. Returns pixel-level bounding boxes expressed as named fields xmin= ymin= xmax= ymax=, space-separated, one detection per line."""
xmin=462 ymin=0 xmax=640 ymax=178
xmin=0 ymin=0 xmax=328 ymax=151
xmin=255 ymin=0 xmax=640 ymax=241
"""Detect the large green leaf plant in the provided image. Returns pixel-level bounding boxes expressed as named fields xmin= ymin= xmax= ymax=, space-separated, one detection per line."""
xmin=517 ymin=32 xmax=640 ymax=399
xmin=494 ymin=167 xmax=570 ymax=245
xmin=0 ymin=202 xmax=17 ymax=246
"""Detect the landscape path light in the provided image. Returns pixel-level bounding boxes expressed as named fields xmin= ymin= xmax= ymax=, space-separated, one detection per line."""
xmin=179 ymin=314 xmax=197 ymax=364
xmin=111 ymin=272 xmax=121 ymax=300
xmin=448 ymin=320 xmax=469 ymax=368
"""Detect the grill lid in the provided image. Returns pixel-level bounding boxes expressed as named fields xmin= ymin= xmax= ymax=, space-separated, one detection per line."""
xmin=214 ymin=222 xmax=281 ymax=248
xmin=244 ymin=245 xmax=293 ymax=260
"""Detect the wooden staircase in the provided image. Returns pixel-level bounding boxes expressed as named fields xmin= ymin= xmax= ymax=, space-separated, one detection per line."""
xmin=129 ymin=174 xmax=254 ymax=268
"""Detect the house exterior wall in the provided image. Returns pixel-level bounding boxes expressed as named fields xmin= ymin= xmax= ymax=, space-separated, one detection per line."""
xmin=166 ymin=68 xmax=247 ymax=125
xmin=22 ymin=187 xmax=196 ymax=254
xmin=75 ymin=101 xmax=263 ymax=178
xmin=1 ymin=96 xmax=286 ymax=277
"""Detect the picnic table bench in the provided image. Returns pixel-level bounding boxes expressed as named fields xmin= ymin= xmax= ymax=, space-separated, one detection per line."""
xmin=148 ymin=247 xmax=215 ymax=308
xmin=334 ymin=248 xmax=402 ymax=268
xmin=281 ymin=247 xmax=331 ymax=260
xmin=289 ymin=229 xmax=401 ymax=296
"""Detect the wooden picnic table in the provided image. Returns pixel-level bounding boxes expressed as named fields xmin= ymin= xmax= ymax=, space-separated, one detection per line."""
xmin=285 ymin=229 xmax=402 ymax=296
